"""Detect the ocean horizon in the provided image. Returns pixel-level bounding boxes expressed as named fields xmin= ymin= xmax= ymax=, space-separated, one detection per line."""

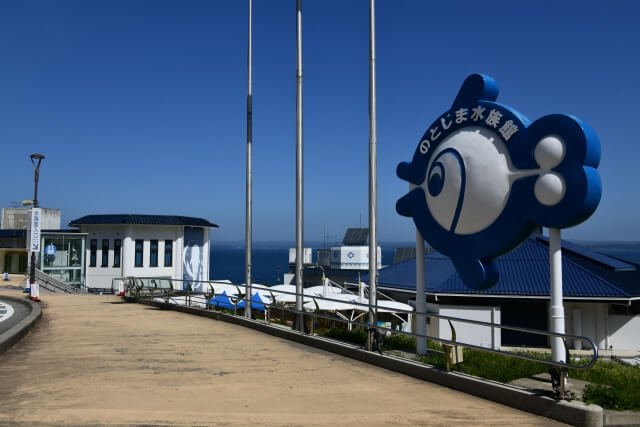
xmin=210 ymin=240 xmax=640 ymax=285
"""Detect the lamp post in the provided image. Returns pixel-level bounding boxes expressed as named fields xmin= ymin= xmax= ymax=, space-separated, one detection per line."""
xmin=29 ymin=153 xmax=45 ymax=291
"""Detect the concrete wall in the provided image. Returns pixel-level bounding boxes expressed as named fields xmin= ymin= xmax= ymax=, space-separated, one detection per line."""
xmin=1 ymin=208 xmax=60 ymax=230
xmin=608 ymin=314 xmax=640 ymax=351
xmin=427 ymin=303 xmax=501 ymax=350
xmin=565 ymin=302 xmax=640 ymax=351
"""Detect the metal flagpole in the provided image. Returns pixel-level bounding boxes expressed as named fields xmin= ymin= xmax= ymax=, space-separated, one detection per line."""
xmin=244 ymin=0 xmax=253 ymax=318
xmin=295 ymin=0 xmax=305 ymax=332
xmin=415 ymin=228 xmax=427 ymax=355
xmin=367 ymin=0 xmax=378 ymax=351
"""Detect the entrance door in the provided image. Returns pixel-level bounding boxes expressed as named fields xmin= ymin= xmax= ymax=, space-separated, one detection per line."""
xmin=501 ymin=301 xmax=548 ymax=347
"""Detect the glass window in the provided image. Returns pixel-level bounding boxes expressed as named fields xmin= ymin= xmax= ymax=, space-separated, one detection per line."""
xmin=135 ymin=239 xmax=143 ymax=267
xmin=164 ymin=240 xmax=173 ymax=267
xmin=101 ymin=239 xmax=109 ymax=267
xmin=39 ymin=233 xmax=86 ymax=287
xmin=113 ymin=239 xmax=121 ymax=267
xmin=90 ymin=239 xmax=97 ymax=267
xmin=150 ymin=240 xmax=158 ymax=267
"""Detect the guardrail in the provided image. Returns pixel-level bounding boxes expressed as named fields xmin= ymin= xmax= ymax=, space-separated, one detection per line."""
xmin=114 ymin=276 xmax=598 ymax=396
xmin=35 ymin=269 xmax=84 ymax=294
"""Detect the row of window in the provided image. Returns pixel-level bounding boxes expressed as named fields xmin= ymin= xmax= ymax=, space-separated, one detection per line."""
xmin=89 ymin=239 xmax=173 ymax=268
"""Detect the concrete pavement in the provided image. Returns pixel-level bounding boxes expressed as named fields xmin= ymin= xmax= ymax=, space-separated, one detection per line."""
xmin=0 ymin=292 xmax=564 ymax=426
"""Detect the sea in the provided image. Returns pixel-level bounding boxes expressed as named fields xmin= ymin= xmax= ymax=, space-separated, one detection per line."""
xmin=210 ymin=240 xmax=640 ymax=285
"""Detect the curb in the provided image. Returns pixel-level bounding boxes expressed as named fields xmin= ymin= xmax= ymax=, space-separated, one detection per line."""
xmin=128 ymin=297 xmax=603 ymax=427
xmin=0 ymin=295 xmax=42 ymax=356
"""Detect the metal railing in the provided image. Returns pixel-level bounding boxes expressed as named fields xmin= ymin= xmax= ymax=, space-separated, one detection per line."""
xmin=114 ymin=276 xmax=599 ymax=374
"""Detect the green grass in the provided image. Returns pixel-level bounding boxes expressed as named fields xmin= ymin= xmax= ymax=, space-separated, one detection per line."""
xmin=320 ymin=328 xmax=367 ymax=346
xmin=419 ymin=348 xmax=549 ymax=383
xmin=318 ymin=328 xmax=417 ymax=351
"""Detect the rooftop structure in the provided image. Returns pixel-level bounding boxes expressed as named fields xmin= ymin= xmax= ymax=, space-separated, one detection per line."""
xmin=69 ymin=214 xmax=218 ymax=228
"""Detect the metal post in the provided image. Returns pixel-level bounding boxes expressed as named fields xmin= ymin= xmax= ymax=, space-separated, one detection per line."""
xmin=549 ymin=228 xmax=565 ymax=362
xmin=29 ymin=154 xmax=44 ymax=291
xmin=295 ymin=0 xmax=305 ymax=332
xmin=415 ymin=228 xmax=427 ymax=355
xmin=244 ymin=0 xmax=253 ymax=319
xmin=367 ymin=0 xmax=378 ymax=351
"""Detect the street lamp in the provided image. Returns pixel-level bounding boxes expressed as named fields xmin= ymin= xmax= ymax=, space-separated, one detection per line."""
xmin=29 ymin=153 xmax=44 ymax=294
xmin=30 ymin=153 xmax=45 ymax=208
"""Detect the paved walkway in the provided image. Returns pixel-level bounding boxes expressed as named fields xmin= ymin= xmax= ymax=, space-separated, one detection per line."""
xmin=0 ymin=292 xmax=563 ymax=426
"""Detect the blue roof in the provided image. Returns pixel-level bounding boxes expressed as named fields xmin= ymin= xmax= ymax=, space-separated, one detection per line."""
xmin=69 ymin=214 xmax=218 ymax=228
xmin=363 ymin=237 xmax=640 ymax=300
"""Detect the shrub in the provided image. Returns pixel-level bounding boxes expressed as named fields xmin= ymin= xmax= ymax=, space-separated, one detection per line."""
xmin=382 ymin=333 xmax=416 ymax=351
xmin=572 ymin=360 xmax=640 ymax=411
xmin=320 ymin=328 xmax=367 ymax=346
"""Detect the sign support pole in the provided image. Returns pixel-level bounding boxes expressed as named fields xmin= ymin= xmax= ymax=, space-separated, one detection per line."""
xmin=415 ymin=229 xmax=427 ymax=355
xmin=549 ymin=227 xmax=565 ymax=362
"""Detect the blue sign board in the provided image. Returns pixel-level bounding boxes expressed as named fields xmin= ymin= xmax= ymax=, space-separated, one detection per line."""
xmin=396 ymin=74 xmax=601 ymax=289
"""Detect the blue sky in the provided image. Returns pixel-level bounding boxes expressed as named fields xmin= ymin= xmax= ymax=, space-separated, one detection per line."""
xmin=1 ymin=0 xmax=638 ymax=243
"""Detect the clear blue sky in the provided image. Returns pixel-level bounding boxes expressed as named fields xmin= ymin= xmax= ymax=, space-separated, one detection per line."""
xmin=1 ymin=0 xmax=638 ymax=243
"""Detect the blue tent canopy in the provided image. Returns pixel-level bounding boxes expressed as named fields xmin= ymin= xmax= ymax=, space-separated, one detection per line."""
xmin=209 ymin=291 xmax=235 ymax=309
xmin=236 ymin=292 xmax=266 ymax=312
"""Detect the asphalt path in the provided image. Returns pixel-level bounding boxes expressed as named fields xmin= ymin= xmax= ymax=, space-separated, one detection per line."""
xmin=0 ymin=296 xmax=30 ymax=336
xmin=0 ymin=293 xmax=564 ymax=426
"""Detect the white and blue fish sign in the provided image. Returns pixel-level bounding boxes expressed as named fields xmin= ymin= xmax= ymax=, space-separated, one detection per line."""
xmin=396 ymin=74 xmax=601 ymax=290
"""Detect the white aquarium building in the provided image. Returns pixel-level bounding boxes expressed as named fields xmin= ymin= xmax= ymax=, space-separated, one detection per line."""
xmin=69 ymin=214 xmax=218 ymax=292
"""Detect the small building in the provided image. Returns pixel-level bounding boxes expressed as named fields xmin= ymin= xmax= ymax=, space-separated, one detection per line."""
xmin=287 ymin=228 xmax=382 ymax=288
xmin=68 ymin=214 xmax=218 ymax=292
xmin=357 ymin=236 xmax=640 ymax=352
xmin=1 ymin=207 xmax=63 ymax=275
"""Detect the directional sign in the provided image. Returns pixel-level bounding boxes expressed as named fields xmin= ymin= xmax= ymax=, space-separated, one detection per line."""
xmin=30 ymin=208 xmax=42 ymax=253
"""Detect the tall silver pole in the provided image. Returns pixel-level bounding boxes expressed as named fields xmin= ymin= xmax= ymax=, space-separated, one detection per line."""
xmin=295 ymin=0 xmax=305 ymax=332
xmin=244 ymin=0 xmax=253 ymax=318
xmin=415 ymin=228 xmax=427 ymax=355
xmin=367 ymin=0 xmax=378 ymax=350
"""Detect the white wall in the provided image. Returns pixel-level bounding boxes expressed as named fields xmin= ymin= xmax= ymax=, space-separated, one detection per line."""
xmin=608 ymin=314 xmax=640 ymax=351
xmin=565 ymin=302 xmax=640 ymax=351
xmin=427 ymin=303 xmax=501 ymax=350
xmin=329 ymin=246 xmax=382 ymax=270
xmin=82 ymin=224 xmax=187 ymax=290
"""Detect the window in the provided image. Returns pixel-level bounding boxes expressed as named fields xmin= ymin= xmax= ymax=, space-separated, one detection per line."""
xmin=90 ymin=239 xmax=97 ymax=267
xmin=101 ymin=239 xmax=109 ymax=267
xmin=113 ymin=239 xmax=121 ymax=268
xmin=164 ymin=240 xmax=173 ymax=267
xmin=135 ymin=240 xmax=143 ymax=267
xmin=150 ymin=240 xmax=158 ymax=267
